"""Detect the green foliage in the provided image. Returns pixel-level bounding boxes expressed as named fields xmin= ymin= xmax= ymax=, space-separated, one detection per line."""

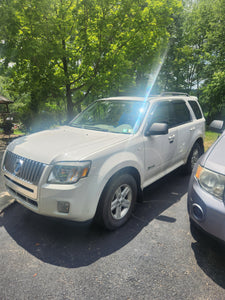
xmin=155 ymin=0 xmax=207 ymax=94
xmin=202 ymin=71 xmax=225 ymax=121
xmin=0 ymin=0 xmax=181 ymax=130
xmin=155 ymin=0 xmax=225 ymax=122
xmin=2 ymin=0 xmax=224 ymax=130
xmin=197 ymin=0 xmax=225 ymax=121
xmin=0 ymin=120 xmax=13 ymax=134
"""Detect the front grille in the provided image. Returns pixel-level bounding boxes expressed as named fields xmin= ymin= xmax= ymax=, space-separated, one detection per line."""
xmin=3 ymin=151 xmax=46 ymax=185
xmin=4 ymin=175 xmax=34 ymax=193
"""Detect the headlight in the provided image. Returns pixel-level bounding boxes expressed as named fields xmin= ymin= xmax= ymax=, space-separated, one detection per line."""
xmin=195 ymin=165 xmax=225 ymax=200
xmin=47 ymin=161 xmax=91 ymax=184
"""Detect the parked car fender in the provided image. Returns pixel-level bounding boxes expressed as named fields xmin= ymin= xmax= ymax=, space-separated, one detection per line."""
xmin=93 ymin=151 xmax=144 ymax=208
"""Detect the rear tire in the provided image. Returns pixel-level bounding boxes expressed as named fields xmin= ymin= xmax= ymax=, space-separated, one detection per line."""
xmin=184 ymin=142 xmax=203 ymax=174
xmin=95 ymin=173 xmax=137 ymax=230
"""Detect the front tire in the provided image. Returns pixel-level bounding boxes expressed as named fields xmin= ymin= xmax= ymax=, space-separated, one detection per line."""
xmin=95 ymin=173 xmax=137 ymax=230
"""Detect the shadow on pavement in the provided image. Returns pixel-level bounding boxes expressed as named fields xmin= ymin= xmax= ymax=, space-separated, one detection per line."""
xmin=191 ymin=227 xmax=225 ymax=289
xmin=0 ymin=170 xmax=188 ymax=268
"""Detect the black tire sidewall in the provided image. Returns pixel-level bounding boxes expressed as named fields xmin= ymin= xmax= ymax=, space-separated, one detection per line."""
xmin=100 ymin=173 xmax=137 ymax=230
xmin=186 ymin=142 xmax=201 ymax=174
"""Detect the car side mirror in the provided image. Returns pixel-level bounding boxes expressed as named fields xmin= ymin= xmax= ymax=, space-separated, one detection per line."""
xmin=145 ymin=122 xmax=168 ymax=136
xmin=209 ymin=120 xmax=224 ymax=134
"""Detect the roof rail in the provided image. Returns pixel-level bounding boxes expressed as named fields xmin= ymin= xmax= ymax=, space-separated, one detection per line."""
xmin=160 ymin=92 xmax=189 ymax=97
xmin=148 ymin=94 xmax=159 ymax=97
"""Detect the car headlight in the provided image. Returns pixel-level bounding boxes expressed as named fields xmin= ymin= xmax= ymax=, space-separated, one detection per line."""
xmin=47 ymin=161 xmax=91 ymax=184
xmin=195 ymin=165 xmax=225 ymax=200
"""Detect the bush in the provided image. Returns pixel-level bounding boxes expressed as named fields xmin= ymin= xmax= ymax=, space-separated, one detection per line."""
xmin=1 ymin=120 xmax=14 ymax=134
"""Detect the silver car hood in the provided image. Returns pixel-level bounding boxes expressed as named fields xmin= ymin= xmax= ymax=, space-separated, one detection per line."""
xmin=202 ymin=133 xmax=225 ymax=175
xmin=6 ymin=126 xmax=130 ymax=164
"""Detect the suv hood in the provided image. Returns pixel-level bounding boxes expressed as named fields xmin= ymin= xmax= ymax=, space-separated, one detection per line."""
xmin=7 ymin=126 xmax=130 ymax=164
xmin=203 ymin=132 xmax=225 ymax=175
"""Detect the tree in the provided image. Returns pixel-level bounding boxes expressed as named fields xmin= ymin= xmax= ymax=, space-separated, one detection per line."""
xmin=191 ymin=0 xmax=225 ymax=120
xmin=155 ymin=0 xmax=225 ymax=124
xmin=0 ymin=0 xmax=181 ymax=128
xmin=155 ymin=0 xmax=209 ymax=94
xmin=202 ymin=71 xmax=225 ymax=121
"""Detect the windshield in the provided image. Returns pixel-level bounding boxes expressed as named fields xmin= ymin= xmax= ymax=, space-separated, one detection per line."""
xmin=69 ymin=100 xmax=148 ymax=134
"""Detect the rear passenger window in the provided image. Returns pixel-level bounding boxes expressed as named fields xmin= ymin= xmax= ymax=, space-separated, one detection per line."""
xmin=172 ymin=100 xmax=191 ymax=126
xmin=188 ymin=100 xmax=203 ymax=119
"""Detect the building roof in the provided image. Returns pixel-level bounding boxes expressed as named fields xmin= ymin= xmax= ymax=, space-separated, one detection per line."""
xmin=0 ymin=95 xmax=13 ymax=104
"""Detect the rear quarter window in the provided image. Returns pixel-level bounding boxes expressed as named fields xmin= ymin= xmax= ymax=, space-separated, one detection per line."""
xmin=188 ymin=100 xmax=203 ymax=119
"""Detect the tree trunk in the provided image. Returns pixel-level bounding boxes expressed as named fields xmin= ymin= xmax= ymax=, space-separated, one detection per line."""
xmin=62 ymin=39 xmax=74 ymax=121
xmin=30 ymin=91 xmax=39 ymax=113
xmin=66 ymin=83 xmax=74 ymax=120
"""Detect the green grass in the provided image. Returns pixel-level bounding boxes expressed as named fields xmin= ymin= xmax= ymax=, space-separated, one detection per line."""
xmin=13 ymin=129 xmax=25 ymax=135
xmin=204 ymin=131 xmax=219 ymax=151
xmin=0 ymin=128 xmax=25 ymax=136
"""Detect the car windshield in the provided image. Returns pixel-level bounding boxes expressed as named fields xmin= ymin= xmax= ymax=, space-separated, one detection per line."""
xmin=69 ymin=100 xmax=148 ymax=134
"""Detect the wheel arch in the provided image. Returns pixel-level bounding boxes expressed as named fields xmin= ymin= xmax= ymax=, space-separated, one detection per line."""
xmin=100 ymin=166 xmax=141 ymax=199
xmin=94 ymin=166 xmax=141 ymax=229
xmin=195 ymin=137 xmax=204 ymax=154
xmin=183 ymin=137 xmax=204 ymax=174
xmin=186 ymin=137 xmax=204 ymax=164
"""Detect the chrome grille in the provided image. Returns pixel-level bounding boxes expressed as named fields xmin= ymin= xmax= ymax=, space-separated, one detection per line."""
xmin=3 ymin=151 xmax=46 ymax=185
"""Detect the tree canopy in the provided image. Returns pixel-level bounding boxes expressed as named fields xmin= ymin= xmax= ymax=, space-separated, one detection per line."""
xmin=155 ymin=0 xmax=225 ymax=121
xmin=0 ymin=0 xmax=224 ymax=130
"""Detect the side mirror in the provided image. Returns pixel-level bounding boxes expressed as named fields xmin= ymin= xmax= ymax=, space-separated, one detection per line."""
xmin=209 ymin=120 xmax=224 ymax=134
xmin=145 ymin=122 xmax=168 ymax=136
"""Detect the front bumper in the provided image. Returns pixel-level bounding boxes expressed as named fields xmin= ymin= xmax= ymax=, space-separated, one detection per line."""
xmin=3 ymin=167 xmax=99 ymax=222
xmin=188 ymin=177 xmax=225 ymax=242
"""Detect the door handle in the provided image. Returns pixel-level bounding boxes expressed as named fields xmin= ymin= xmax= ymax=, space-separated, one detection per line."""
xmin=190 ymin=127 xmax=196 ymax=131
xmin=168 ymin=134 xmax=175 ymax=143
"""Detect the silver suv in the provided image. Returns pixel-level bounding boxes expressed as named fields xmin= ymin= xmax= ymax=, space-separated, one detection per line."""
xmin=188 ymin=120 xmax=225 ymax=242
xmin=1 ymin=92 xmax=205 ymax=229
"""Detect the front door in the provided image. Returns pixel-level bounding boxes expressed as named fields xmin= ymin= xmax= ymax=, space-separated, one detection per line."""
xmin=143 ymin=101 xmax=178 ymax=185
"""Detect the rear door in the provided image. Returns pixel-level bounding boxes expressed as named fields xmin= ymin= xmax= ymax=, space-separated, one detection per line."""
xmin=171 ymin=100 xmax=194 ymax=164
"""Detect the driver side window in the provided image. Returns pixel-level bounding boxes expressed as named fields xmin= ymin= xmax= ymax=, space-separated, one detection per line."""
xmin=150 ymin=101 xmax=174 ymax=128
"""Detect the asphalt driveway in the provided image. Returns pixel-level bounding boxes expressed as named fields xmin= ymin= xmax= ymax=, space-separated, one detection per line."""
xmin=0 ymin=154 xmax=225 ymax=299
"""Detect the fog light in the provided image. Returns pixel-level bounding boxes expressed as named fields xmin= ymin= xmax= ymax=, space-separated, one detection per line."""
xmin=192 ymin=203 xmax=204 ymax=221
xmin=57 ymin=201 xmax=70 ymax=213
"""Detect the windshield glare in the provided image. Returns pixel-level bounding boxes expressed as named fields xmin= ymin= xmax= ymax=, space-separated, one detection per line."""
xmin=69 ymin=100 xmax=148 ymax=134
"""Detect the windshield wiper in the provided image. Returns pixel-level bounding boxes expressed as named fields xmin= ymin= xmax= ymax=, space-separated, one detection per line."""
xmin=83 ymin=125 xmax=109 ymax=132
xmin=68 ymin=124 xmax=83 ymax=128
xmin=69 ymin=124 xmax=109 ymax=132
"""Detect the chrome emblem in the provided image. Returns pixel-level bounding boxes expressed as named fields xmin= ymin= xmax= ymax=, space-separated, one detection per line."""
xmin=14 ymin=159 xmax=24 ymax=175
